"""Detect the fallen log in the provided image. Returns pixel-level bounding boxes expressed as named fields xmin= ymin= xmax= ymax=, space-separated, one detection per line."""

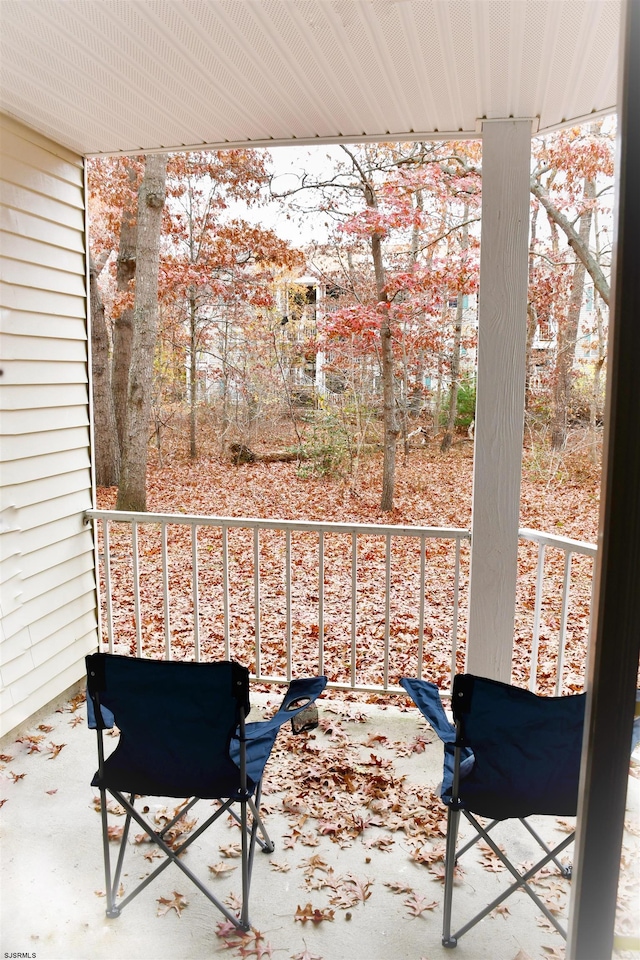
xmin=228 ymin=442 xmax=307 ymax=465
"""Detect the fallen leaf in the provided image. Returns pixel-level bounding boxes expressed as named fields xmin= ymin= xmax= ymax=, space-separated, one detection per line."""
xmin=209 ymin=861 xmax=237 ymax=876
xmin=301 ymin=855 xmax=330 ymax=873
xmin=384 ymin=881 xmax=414 ymax=895
xmin=143 ymin=848 xmax=162 ymax=861
xmin=220 ymin=842 xmax=242 ymax=858
xmin=404 ymin=892 xmax=438 ymax=917
xmin=295 ymin=903 xmax=335 ymax=925
xmin=300 ymin=832 xmax=321 ymax=847
xmin=16 ymin=735 xmax=45 ymax=753
xmin=364 ymin=733 xmax=388 ymax=747
xmin=156 ymin=891 xmax=188 ymax=917
xmin=492 ymin=903 xmax=511 ymax=919
xmin=216 ymin=919 xmax=242 ymax=939
xmin=342 ymin=875 xmax=372 ymax=904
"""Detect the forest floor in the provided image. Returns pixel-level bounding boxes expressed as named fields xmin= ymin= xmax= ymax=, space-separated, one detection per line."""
xmin=99 ymin=424 xmax=602 ymax=543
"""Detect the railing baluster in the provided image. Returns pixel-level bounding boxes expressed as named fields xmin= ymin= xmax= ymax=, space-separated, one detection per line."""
xmin=253 ymin=528 xmax=261 ymax=678
xmin=89 ymin=510 xmax=596 ymax=697
xmin=556 ymin=551 xmax=573 ymax=696
xmin=351 ymin=532 xmax=357 ymax=688
xmin=222 ymin=526 xmax=230 ymax=661
xmin=161 ymin=522 xmax=171 ymax=660
xmin=131 ymin=519 xmax=142 ymax=658
xmin=417 ymin=534 xmax=426 ymax=680
xmin=384 ymin=534 xmax=391 ymax=690
xmin=318 ymin=532 xmax=325 ymax=676
xmin=530 ymin=544 xmax=546 ymax=693
xmin=191 ymin=524 xmax=200 ymax=662
xmin=103 ymin=520 xmax=114 ymax=653
xmin=285 ymin=529 xmax=292 ymax=681
xmin=450 ymin=537 xmax=461 ymax=684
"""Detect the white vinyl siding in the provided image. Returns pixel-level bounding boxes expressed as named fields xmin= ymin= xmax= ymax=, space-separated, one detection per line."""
xmin=0 ymin=114 xmax=97 ymax=737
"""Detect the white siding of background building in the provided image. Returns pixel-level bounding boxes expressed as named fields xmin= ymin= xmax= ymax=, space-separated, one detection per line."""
xmin=0 ymin=115 xmax=97 ymax=736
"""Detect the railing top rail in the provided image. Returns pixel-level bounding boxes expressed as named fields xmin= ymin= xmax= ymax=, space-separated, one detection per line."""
xmin=518 ymin=527 xmax=597 ymax=557
xmin=85 ymin=509 xmax=471 ymax=541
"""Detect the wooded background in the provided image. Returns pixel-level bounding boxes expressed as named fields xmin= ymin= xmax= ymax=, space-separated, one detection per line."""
xmin=88 ymin=121 xmax=614 ymax=511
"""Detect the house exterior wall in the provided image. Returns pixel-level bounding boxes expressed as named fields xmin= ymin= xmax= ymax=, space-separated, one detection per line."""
xmin=0 ymin=114 xmax=97 ymax=737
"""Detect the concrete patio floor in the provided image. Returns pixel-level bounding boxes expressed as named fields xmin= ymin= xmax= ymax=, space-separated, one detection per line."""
xmin=1 ymin=681 xmax=638 ymax=960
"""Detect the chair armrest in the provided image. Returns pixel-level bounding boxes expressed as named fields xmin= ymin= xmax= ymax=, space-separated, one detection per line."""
xmin=233 ymin=676 xmax=327 ymax=787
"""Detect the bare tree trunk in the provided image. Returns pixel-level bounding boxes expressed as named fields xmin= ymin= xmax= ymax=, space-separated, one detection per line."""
xmin=90 ymin=255 xmax=120 ymax=486
xmin=402 ymin=188 xmax=424 ymax=457
xmin=112 ymin=165 xmax=138 ymax=451
xmin=524 ymin=204 xmax=540 ymax=410
xmin=530 ymin=177 xmax=609 ymax=306
xmin=441 ymin=206 xmax=469 ymax=452
xmin=440 ymin=295 xmax=464 ymax=453
xmin=589 ymin=208 xmax=607 ymax=463
xmin=116 ymin=154 xmax=167 ymax=512
xmin=188 ymin=288 xmax=198 ymax=459
xmin=433 ymin=301 xmax=448 ymax=433
xmin=370 ymin=227 xmax=398 ymax=512
xmin=551 ymin=177 xmax=595 ymax=451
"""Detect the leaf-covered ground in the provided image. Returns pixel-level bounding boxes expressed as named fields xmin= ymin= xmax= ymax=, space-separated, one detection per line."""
xmin=97 ymin=436 xmax=601 ymax=695
xmin=102 ymin=438 xmax=601 ymax=539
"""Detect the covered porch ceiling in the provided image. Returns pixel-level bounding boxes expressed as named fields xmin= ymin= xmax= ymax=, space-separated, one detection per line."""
xmin=0 ymin=0 xmax=621 ymax=157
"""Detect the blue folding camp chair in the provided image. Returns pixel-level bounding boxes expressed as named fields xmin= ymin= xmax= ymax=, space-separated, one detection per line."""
xmin=401 ymin=673 xmax=586 ymax=947
xmin=86 ymin=653 xmax=326 ymax=931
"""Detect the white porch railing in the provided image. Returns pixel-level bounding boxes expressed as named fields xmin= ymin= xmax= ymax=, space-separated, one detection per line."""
xmin=517 ymin=529 xmax=597 ymax=694
xmin=85 ymin=510 xmax=596 ymax=695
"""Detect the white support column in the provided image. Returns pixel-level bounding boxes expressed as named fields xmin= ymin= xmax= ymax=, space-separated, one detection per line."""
xmin=466 ymin=119 xmax=531 ymax=682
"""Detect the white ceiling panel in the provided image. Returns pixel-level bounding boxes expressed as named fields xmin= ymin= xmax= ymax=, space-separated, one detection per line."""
xmin=0 ymin=0 xmax=621 ymax=156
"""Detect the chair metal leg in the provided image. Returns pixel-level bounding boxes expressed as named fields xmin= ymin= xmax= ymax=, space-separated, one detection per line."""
xmin=99 ymin=788 xmax=120 ymax=918
xmin=520 ymin=817 xmax=573 ymax=877
xmin=442 ymin=805 xmax=460 ymax=948
xmin=252 ymin=781 xmax=275 ymax=853
xmin=446 ymin=810 xmax=574 ymax=943
xmin=240 ymin=796 xmax=251 ymax=931
xmin=105 ymin=788 xmax=246 ymax=929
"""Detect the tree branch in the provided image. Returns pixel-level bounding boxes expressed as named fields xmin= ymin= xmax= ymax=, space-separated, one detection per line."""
xmin=530 ymin=178 xmax=610 ymax=306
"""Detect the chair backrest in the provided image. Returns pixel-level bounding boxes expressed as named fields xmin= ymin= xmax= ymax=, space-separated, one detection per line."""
xmin=452 ymin=673 xmax=586 ymax=819
xmin=86 ymin=653 xmax=250 ymax=799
